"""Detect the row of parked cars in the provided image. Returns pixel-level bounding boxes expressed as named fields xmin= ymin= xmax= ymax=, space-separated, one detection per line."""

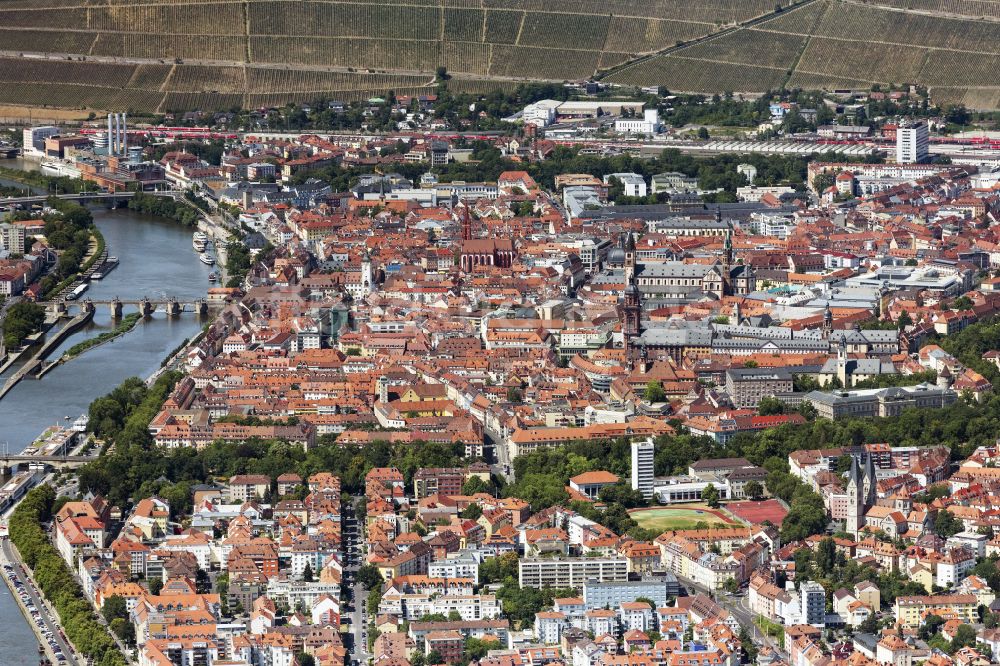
xmin=3 ymin=563 xmax=68 ymax=664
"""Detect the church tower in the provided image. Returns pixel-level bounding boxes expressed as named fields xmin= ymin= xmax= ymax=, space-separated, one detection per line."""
xmin=622 ymin=233 xmax=641 ymax=365
xmin=361 ymin=250 xmax=373 ymax=297
xmin=822 ymin=304 xmax=833 ymax=338
xmin=836 ymin=336 xmax=848 ymax=387
xmin=863 ymin=454 xmax=876 ymax=507
xmin=846 ymin=456 xmax=864 ymax=536
xmin=623 ymin=232 xmax=636 ymax=285
xmin=460 ymin=204 xmax=473 ymax=241
xmin=720 ymin=211 xmax=734 ymax=296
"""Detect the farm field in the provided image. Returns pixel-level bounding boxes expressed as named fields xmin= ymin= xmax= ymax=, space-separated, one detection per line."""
xmin=629 ymin=504 xmax=739 ymax=532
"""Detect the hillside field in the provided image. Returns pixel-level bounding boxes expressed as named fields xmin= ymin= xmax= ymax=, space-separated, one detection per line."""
xmin=0 ymin=0 xmax=998 ymax=110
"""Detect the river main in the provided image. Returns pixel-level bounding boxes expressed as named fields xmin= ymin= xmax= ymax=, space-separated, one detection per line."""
xmin=0 ymin=202 xmax=213 ymax=663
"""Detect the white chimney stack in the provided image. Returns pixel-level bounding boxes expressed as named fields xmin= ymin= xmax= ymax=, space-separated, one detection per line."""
xmin=121 ymin=113 xmax=127 ymax=157
xmin=107 ymin=113 xmax=114 ymax=155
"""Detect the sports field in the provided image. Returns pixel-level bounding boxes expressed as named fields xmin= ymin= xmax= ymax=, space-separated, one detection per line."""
xmin=629 ymin=504 xmax=739 ymax=531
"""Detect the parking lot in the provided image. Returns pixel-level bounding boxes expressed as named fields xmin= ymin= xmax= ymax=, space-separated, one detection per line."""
xmin=1 ymin=548 xmax=76 ymax=665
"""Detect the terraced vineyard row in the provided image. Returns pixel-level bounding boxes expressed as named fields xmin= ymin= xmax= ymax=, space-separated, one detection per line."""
xmin=4 ymin=0 xmax=1000 ymax=108
xmin=444 ymin=79 xmax=524 ymax=95
xmin=602 ymin=17 xmax=717 ymax=54
xmin=250 ymin=37 xmax=443 ymax=73
xmin=604 ymin=0 xmax=1000 ymax=107
xmin=0 ymin=83 xmax=164 ymax=113
xmin=245 ymin=69 xmax=430 ymax=94
xmin=930 ymin=87 xmax=1000 ymax=109
xmin=856 ymin=0 xmax=1000 ymax=18
xmin=248 ymin=2 xmax=442 ymax=40
xmin=608 ymin=56 xmax=788 ymax=93
xmin=87 ymin=3 xmax=243 ymax=34
xmin=488 ymin=45 xmax=602 ymax=80
xmin=166 ymin=65 xmax=246 ymax=93
xmin=0 ymin=57 xmax=135 ymax=87
xmin=676 ymin=29 xmax=807 ymax=70
xmin=125 ymin=65 xmax=173 ymax=91
xmin=0 ymin=58 xmax=436 ymax=113
xmin=0 ymin=0 xmax=781 ymax=83
xmin=921 ymin=51 xmax=1000 ymax=86
xmin=795 ymin=37 xmax=927 ymax=83
xmin=161 ymin=92 xmax=242 ymax=113
xmin=91 ymin=33 xmax=246 ymax=62
xmin=785 ymin=72 xmax=873 ymax=91
xmin=806 ymin=1 xmax=1000 ymax=52
xmin=481 ymin=0 xmax=774 ymax=22
xmin=0 ymin=29 xmax=95 ymax=55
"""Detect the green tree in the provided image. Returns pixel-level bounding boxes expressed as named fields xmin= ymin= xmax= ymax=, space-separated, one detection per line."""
xmin=356 ymin=564 xmax=384 ymax=590
xmin=858 ymin=614 xmax=880 ymax=634
xmin=952 ymin=296 xmax=974 ymax=311
xmin=101 ymin=595 xmax=128 ymax=624
xmin=465 ymin=637 xmax=500 ymax=661
xmin=303 ymin=562 xmax=314 ymax=582
xmin=815 ymin=537 xmax=836 ymax=575
xmin=702 ymin=483 xmax=720 ymax=508
xmin=2 ymin=301 xmax=45 ymax=348
xmin=951 ymin=623 xmax=977 ymax=651
xmin=757 ymin=396 xmax=786 ymax=415
xmin=460 ymin=503 xmax=483 ymax=519
xmin=462 ymin=475 xmax=490 ymax=496
xmin=479 ymin=552 xmax=519 ymax=585
xmin=745 ymin=480 xmax=764 ymax=501
xmin=897 ymin=310 xmax=913 ymax=330
xmin=109 ymin=618 xmax=134 ymax=645
xmin=934 ymin=509 xmax=963 ymax=538
xmin=644 ymin=381 xmax=666 ymax=403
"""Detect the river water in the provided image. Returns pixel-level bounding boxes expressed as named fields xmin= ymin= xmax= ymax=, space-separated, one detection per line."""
xmin=0 ymin=181 xmax=213 ymax=662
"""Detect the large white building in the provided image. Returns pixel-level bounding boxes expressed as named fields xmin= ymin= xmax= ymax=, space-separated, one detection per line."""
xmin=519 ymin=556 xmax=628 ymax=588
xmin=897 ymin=121 xmax=929 ymax=164
xmin=522 ymin=100 xmax=562 ymax=127
xmin=800 ymin=580 xmax=827 ymax=626
xmin=631 ymin=438 xmax=655 ymax=498
xmin=615 ymin=109 xmax=661 ymax=135
xmin=22 ymin=126 xmax=60 ymax=156
xmin=603 ymin=173 xmax=647 ymax=198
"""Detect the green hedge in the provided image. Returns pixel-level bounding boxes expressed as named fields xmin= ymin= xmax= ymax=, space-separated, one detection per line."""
xmin=62 ymin=312 xmax=142 ymax=360
xmin=10 ymin=485 xmax=127 ymax=666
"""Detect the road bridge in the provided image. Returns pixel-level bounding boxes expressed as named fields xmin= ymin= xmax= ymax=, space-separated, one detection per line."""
xmin=0 ymin=455 xmax=96 ymax=474
xmin=0 ymin=190 xmax=184 ymax=207
xmin=55 ymin=296 xmax=212 ymax=318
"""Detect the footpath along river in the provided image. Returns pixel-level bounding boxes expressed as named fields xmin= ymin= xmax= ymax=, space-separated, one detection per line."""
xmin=0 ymin=178 xmax=215 ymax=661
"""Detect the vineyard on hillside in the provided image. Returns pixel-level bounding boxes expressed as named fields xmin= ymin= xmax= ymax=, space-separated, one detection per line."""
xmin=606 ymin=0 xmax=1000 ymax=109
xmin=0 ymin=0 xmax=776 ymax=113
xmin=1 ymin=0 xmax=1000 ymax=109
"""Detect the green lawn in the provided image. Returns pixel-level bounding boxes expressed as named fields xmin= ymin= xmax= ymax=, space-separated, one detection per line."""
xmin=630 ymin=505 xmax=737 ymax=531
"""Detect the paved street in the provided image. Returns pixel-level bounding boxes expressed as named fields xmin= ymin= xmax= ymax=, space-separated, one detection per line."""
xmin=342 ymin=497 xmax=371 ymax=665
xmin=677 ymin=573 xmax=786 ymax=659
xmin=0 ymin=537 xmax=78 ymax=665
